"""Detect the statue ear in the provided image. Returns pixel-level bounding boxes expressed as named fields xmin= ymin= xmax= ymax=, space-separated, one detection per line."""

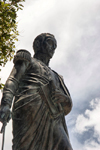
xmin=33 ymin=35 xmax=45 ymax=53
xmin=35 ymin=40 xmax=41 ymax=51
xmin=33 ymin=39 xmax=41 ymax=53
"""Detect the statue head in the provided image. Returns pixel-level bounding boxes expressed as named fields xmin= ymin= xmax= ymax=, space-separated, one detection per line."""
xmin=33 ymin=33 xmax=57 ymax=58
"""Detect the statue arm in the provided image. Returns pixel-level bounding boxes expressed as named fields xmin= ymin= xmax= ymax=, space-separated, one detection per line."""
xmin=58 ymin=75 xmax=73 ymax=115
xmin=52 ymin=89 xmax=72 ymax=115
xmin=59 ymin=95 xmax=72 ymax=116
xmin=0 ymin=50 xmax=31 ymax=123
xmin=1 ymin=59 xmax=29 ymax=108
xmin=51 ymin=71 xmax=73 ymax=115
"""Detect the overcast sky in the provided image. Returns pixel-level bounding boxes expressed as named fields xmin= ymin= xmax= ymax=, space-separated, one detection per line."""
xmin=0 ymin=0 xmax=100 ymax=150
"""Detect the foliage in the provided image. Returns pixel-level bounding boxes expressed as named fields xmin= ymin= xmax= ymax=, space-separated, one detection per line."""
xmin=0 ymin=0 xmax=25 ymax=89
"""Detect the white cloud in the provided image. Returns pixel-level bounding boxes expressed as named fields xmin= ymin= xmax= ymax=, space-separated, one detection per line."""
xmin=75 ymin=98 xmax=100 ymax=150
xmin=84 ymin=141 xmax=100 ymax=150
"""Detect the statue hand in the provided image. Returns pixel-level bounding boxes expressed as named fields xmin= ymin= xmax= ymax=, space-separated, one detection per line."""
xmin=51 ymin=89 xmax=69 ymax=103
xmin=0 ymin=104 xmax=11 ymax=124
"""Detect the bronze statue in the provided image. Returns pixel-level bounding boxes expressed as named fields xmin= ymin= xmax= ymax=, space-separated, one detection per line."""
xmin=0 ymin=33 xmax=73 ymax=150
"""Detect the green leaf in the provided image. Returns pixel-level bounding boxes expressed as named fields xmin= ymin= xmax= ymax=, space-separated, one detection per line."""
xmin=0 ymin=0 xmax=25 ymax=89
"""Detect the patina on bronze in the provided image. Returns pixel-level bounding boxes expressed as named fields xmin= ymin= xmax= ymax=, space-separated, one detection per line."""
xmin=0 ymin=33 xmax=73 ymax=150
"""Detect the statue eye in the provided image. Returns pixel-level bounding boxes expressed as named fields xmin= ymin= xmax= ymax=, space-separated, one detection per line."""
xmin=46 ymin=39 xmax=54 ymax=48
xmin=47 ymin=40 xmax=53 ymax=45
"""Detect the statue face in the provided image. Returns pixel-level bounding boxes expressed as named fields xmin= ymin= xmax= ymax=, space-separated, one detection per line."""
xmin=43 ymin=38 xmax=55 ymax=58
xmin=33 ymin=33 xmax=57 ymax=58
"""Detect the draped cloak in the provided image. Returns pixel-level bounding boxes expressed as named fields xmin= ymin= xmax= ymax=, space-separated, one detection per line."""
xmin=2 ymin=50 xmax=73 ymax=150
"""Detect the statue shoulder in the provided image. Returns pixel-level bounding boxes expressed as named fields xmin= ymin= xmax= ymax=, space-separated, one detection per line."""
xmin=58 ymin=74 xmax=64 ymax=80
xmin=52 ymin=70 xmax=64 ymax=79
xmin=52 ymin=70 xmax=71 ymax=96
xmin=13 ymin=49 xmax=31 ymax=64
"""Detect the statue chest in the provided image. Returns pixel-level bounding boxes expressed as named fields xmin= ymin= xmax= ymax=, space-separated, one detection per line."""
xmin=27 ymin=58 xmax=60 ymax=88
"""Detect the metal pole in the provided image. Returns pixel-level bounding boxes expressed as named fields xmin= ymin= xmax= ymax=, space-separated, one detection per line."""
xmin=0 ymin=122 xmax=7 ymax=150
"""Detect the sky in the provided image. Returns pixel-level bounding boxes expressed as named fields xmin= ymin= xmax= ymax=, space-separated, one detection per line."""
xmin=0 ymin=0 xmax=100 ymax=149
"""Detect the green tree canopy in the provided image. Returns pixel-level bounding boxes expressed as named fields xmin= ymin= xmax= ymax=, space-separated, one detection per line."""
xmin=0 ymin=0 xmax=25 ymax=89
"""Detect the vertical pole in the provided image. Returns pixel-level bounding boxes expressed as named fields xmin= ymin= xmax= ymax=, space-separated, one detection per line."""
xmin=1 ymin=122 xmax=7 ymax=150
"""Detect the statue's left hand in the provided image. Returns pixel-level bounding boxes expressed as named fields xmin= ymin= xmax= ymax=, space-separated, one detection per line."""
xmin=0 ymin=104 xmax=11 ymax=124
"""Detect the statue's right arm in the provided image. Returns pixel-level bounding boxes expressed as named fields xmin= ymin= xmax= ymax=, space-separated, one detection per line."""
xmin=0 ymin=50 xmax=31 ymax=123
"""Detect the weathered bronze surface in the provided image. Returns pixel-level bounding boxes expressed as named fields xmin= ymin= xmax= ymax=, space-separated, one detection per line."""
xmin=0 ymin=33 xmax=73 ymax=150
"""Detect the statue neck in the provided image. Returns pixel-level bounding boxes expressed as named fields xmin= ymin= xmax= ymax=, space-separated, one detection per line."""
xmin=34 ymin=53 xmax=50 ymax=66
